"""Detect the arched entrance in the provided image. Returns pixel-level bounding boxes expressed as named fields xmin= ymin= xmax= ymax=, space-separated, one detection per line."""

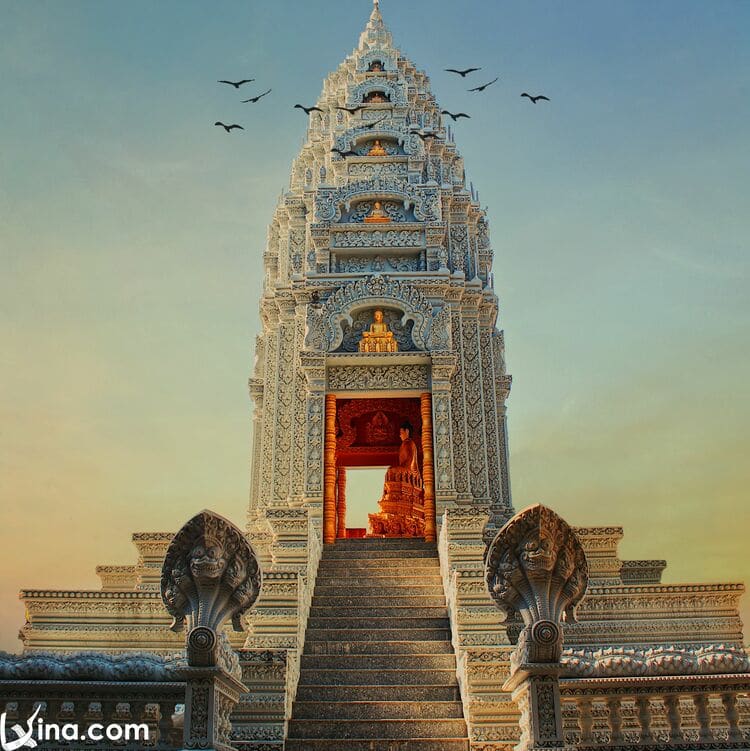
xmin=323 ymin=393 xmax=436 ymax=543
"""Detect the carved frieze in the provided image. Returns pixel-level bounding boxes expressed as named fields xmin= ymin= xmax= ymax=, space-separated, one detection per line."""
xmin=348 ymin=76 xmax=406 ymax=106
xmin=315 ymin=178 xmax=439 ymax=223
xmin=304 ymin=276 xmax=433 ymax=352
xmin=335 ymin=253 xmax=425 ymax=273
xmin=331 ymin=228 xmax=423 ymax=248
xmin=327 ymin=364 xmax=429 ymax=391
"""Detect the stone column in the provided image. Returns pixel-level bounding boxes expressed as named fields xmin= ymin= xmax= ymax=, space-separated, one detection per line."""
xmin=160 ymin=510 xmax=261 ymax=751
xmin=420 ymin=392 xmax=436 ymax=542
xmin=323 ymin=394 xmax=338 ymax=544
xmin=430 ymin=352 xmax=457 ymax=519
xmin=485 ymin=504 xmax=589 ymax=751
xmin=336 ymin=467 xmax=347 ymax=539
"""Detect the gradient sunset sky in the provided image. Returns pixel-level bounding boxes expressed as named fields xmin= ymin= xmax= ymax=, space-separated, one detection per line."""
xmin=1 ymin=0 xmax=749 ymax=652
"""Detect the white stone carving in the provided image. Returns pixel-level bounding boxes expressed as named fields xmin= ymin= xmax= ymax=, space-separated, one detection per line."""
xmin=327 ymin=364 xmax=429 ymax=391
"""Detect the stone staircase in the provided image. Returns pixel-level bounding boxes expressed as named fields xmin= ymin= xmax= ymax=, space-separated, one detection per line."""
xmin=286 ymin=537 xmax=469 ymax=751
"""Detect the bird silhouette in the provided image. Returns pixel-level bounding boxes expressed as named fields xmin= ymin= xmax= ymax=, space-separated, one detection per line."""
xmin=445 ymin=67 xmax=481 ymax=77
xmin=414 ymin=131 xmax=443 ymax=142
xmin=468 ymin=77 xmax=499 ymax=93
xmin=295 ymin=104 xmax=324 ymax=115
xmin=521 ymin=93 xmax=550 ymax=103
xmin=336 ymin=105 xmax=368 ymax=114
xmin=242 ymin=88 xmax=272 ymax=103
xmin=362 ymin=115 xmax=389 ymax=129
xmin=441 ymin=110 xmax=471 ymax=121
xmin=218 ymin=79 xmax=254 ymax=88
xmin=215 ymin=122 xmax=244 ymax=132
xmin=331 ymin=147 xmax=359 ymax=157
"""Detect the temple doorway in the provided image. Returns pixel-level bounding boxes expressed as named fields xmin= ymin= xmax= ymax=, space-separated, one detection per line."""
xmin=341 ymin=467 xmax=388 ymax=535
xmin=322 ymin=394 xmax=436 ymax=543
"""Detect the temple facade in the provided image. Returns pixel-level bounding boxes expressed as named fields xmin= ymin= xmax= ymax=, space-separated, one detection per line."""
xmin=11 ymin=4 xmax=749 ymax=750
xmin=245 ymin=0 xmax=513 ymax=551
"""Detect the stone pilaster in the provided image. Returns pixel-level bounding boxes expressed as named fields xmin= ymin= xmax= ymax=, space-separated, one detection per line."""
xmin=439 ymin=505 xmax=511 ymax=750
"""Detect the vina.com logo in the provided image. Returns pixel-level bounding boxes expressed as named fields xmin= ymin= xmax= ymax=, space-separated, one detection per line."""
xmin=0 ymin=705 xmax=149 ymax=750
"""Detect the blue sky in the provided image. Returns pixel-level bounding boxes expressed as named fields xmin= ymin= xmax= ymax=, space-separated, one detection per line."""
xmin=1 ymin=0 xmax=749 ymax=651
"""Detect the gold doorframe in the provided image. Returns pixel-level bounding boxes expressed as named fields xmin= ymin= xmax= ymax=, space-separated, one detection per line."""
xmin=322 ymin=392 xmax=436 ymax=543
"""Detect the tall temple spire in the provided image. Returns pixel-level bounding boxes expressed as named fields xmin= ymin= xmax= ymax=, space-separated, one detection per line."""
xmin=359 ymin=0 xmax=393 ymax=50
xmin=247 ymin=0 xmax=514 ymax=545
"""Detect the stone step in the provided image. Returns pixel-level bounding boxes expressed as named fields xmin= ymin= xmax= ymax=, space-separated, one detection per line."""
xmin=304 ymin=628 xmax=452 ymax=643
xmin=300 ymin=654 xmax=457 ymax=671
xmin=285 ymin=739 xmax=469 ymax=751
xmin=315 ymin=573 xmax=443 ymax=585
xmin=311 ymin=594 xmax=447 ymax=607
xmin=326 ymin=540 xmax=437 ymax=550
xmin=291 ymin=700 xmax=464 ymax=720
xmin=314 ymin=584 xmax=444 ymax=596
xmin=297 ymin=669 xmax=458 ymax=686
xmin=309 ymin=605 xmax=448 ymax=618
xmin=317 ymin=559 xmax=439 ymax=571
xmin=307 ymin=616 xmax=450 ymax=629
xmin=294 ymin=684 xmax=462 ymax=702
xmin=304 ymin=640 xmax=454 ymax=655
xmin=287 ymin=719 xmax=468 ymax=740
xmin=321 ymin=549 xmax=439 ymax=559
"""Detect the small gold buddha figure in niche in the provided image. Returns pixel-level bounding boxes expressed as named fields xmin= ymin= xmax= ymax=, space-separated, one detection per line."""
xmin=363 ymin=201 xmax=390 ymax=224
xmin=358 ymin=309 xmax=398 ymax=352
xmin=368 ymin=60 xmax=384 ymax=72
xmin=367 ymin=139 xmax=387 ymax=156
xmin=364 ymin=91 xmax=389 ymax=103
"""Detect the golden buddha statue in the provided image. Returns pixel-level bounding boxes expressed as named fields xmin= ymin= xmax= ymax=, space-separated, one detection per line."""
xmin=358 ymin=309 xmax=398 ymax=352
xmin=368 ymin=422 xmax=425 ymax=538
xmin=363 ymin=201 xmax=391 ymax=224
xmin=367 ymin=139 xmax=387 ymax=156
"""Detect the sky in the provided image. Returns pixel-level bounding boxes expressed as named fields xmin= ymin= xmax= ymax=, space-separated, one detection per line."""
xmin=1 ymin=0 xmax=749 ymax=653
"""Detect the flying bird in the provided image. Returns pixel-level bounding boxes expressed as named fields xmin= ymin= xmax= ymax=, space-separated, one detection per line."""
xmin=521 ymin=93 xmax=550 ymax=103
xmin=336 ymin=105 xmax=368 ymax=114
xmin=362 ymin=115 xmax=389 ymax=129
xmin=215 ymin=122 xmax=244 ymax=132
xmin=242 ymin=88 xmax=272 ymax=103
xmin=294 ymin=104 xmax=324 ymax=115
xmin=331 ymin=147 xmax=359 ymax=157
xmin=445 ymin=67 xmax=481 ymax=77
xmin=468 ymin=77 xmax=499 ymax=93
xmin=441 ymin=110 xmax=470 ymax=121
xmin=414 ymin=131 xmax=443 ymax=142
xmin=218 ymin=79 xmax=254 ymax=88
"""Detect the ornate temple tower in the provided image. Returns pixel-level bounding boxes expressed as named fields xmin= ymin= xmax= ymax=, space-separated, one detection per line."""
xmin=247 ymin=0 xmax=512 ymax=550
xmin=12 ymin=7 xmax=749 ymax=748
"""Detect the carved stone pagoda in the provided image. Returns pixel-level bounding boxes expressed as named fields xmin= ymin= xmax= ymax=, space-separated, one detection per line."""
xmin=9 ymin=3 xmax=749 ymax=750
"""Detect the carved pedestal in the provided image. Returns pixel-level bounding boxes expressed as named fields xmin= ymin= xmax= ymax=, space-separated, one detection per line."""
xmin=180 ymin=665 xmax=247 ymax=751
xmin=504 ymin=667 xmax=564 ymax=751
xmin=368 ymin=466 xmax=425 ymax=537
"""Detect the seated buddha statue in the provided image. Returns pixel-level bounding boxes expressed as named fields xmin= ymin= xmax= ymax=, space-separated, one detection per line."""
xmin=363 ymin=201 xmax=390 ymax=224
xmin=368 ymin=422 xmax=425 ymax=538
xmin=368 ymin=60 xmax=384 ymax=72
xmin=358 ymin=309 xmax=398 ymax=352
xmin=367 ymin=139 xmax=387 ymax=156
